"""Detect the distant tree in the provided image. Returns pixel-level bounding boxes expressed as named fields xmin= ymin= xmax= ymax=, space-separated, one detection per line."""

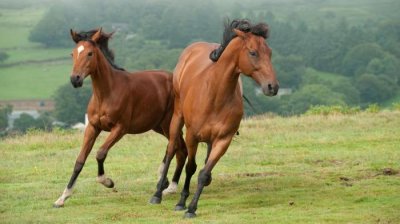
xmin=342 ymin=43 xmax=385 ymax=76
xmin=375 ymin=21 xmax=400 ymax=58
xmin=13 ymin=113 xmax=37 ymax=133
xmin=53 ymin=83 xmax=92 ymax=126
xmin=280 ymin=84 xmax=346 ymax=115
xmin=273 ymin=54 xmax=305 ymax=89
xmin=0 ymin=105 xmax=12 ymax=131
xmin=355 ymin=73 xmax=397 ymax=104
xmin=0 ymin=51 xmax=9 ymax=63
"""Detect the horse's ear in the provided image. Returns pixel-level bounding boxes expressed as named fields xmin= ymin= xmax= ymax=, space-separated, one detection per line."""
xmin=70 ymin=29 xmax=80 ymax=43
xmin=234 ymin=28 xmax=246 ymax=39
xmin=105 ymin=31 xmax=115 ymax=39
xmin=91 ymin=28 xmax=103 ymax=43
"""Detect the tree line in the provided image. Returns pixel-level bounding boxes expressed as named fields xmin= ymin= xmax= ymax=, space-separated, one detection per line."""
xmin=12 ymin=0 xmax=400 ymax=128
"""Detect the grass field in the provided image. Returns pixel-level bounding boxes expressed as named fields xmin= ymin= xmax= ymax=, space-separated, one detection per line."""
xmin=0 ymin=6 xmax=71 ymax=100
xmin=0 ymin=61 xmax=70 ymax=100
xmin=1 ymin=112 xmax=399 ymax=223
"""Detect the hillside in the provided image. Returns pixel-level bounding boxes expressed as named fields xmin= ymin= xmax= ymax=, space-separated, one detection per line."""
xmin=1 ymin=112 xmax=399 ymax=223
xmin=0 ymin=0 xmax=399 ymax=120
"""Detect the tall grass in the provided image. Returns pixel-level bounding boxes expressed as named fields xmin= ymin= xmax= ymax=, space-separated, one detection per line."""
xmin=1 ymin=112 xmax=399 ymax=223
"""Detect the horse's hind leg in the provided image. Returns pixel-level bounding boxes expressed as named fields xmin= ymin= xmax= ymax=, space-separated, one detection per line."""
xmin=54 ymin=124 xmax=100 ymax=208
xmin=150 ymin=110 xmax=184 ymax=204
xmin=96 ymin=126 xmax=125 ymax=189
xmin=175 ymin=132 xmax=198 ymax=211
xmin=163 ymin=134 xmax=187 ymax=195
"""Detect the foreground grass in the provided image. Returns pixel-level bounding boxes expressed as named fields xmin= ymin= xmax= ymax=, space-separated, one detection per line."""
xmin=1 ymin=112 xmax=400 ymax=223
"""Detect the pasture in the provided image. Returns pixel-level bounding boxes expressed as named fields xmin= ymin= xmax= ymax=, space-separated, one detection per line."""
xmin=1 ymin=112 xmax=399 ymax=223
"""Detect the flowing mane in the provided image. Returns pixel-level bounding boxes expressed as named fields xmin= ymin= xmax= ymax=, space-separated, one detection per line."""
xmin=74 ymin=29 xmax=125 ymax=71
xmin=209 ymin=19 xmax=270 ymax=62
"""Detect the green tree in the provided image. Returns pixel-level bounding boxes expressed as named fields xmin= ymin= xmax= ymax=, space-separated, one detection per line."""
xmin=0 ymin=105 xmax=12 ymax=132
xmin=342 ymin=43 xmax=385 ymax=76
xmin=273 ymin=54 xmax=305 ymax=89
xmin=281 ymin=84 xmax=346 ymax=115
xmin=53 ymin=83 xmax=92 ymax=126
xmin=13 ymin=113 xmax=37 ymax=133
xmin=0 ymin=51 xmax=9 ymax=63
xmin=355 ymin=73 xmax=397 ymax=104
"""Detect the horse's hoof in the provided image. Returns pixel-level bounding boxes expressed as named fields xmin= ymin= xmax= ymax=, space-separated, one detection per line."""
xmin=175 ymin=204 xmax=186 ymax=211
xmin=105 ymin=178 xmax=114 ymax=188
xmin=184 ymin=211 xmax=196 ymax=218
xmin=149 ymin=196 xmax=162 ymax=204
xmin=53 ymin=203 xmax=64 ymax=208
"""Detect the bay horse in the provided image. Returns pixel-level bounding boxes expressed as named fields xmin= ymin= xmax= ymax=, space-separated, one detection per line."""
xmin=150 ymin=19 xmax=279 ymax=217
xmin=54 ymin=28 xmax=187 ymax=207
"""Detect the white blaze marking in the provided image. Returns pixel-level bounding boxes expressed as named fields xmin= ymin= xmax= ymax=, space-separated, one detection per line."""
xmin=77 ymin=45 xmax=84 ymax=58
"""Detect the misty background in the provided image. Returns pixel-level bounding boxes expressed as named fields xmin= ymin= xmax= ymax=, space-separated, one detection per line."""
xmin=0 ymin=0 xmax=399 ymax=132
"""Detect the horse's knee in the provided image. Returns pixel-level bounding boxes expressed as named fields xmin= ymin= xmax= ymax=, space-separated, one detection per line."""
xmin=198 ymin=169 xmax=212 ymax=186
xmin=96 ymin=150 xmax=107 ymax=162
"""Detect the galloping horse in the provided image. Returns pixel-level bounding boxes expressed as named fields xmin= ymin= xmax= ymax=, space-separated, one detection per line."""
xmin=150 ymin=19 xmax=279 ymax=217
xmin=54 ymin=28 xmax=187 ymax=207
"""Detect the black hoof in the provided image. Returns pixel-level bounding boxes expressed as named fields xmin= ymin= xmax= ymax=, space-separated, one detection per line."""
xmin=175 ymin=204 xmax=186 ymax=211
xmin=53 ymin=204 xmax=64 ymax=208
xmin=149 ymin=196 xmax=162 ymax=204
xmin=184 ymin=212 xmax=196 ymax=218
xmin=106 ymin=179 xmax=115 ymax=188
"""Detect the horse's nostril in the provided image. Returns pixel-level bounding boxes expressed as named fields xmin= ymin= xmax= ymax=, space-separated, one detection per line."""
xmin=76 ymin=75 xmax=80 ymax=80
xmin=268 ymin=84 xmax=273 ymax=90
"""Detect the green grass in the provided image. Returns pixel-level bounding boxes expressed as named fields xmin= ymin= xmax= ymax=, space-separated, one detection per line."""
xmin=3 ymin=48 xmax=70 ymax=64
xmin=0 ymin=8 xmax=46 ymax=49
xmin=0 ymin=6 xmax=71 ymax=100
xmin=1 ymin=112 xmax=399 ymax=223
xmin=0 ymin=61 xmax=71 ymax=100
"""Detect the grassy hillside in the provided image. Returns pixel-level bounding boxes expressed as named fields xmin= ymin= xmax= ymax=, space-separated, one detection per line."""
xmin=1 ymin=112 xmax=399 ymax=223
xmin=0 ymin=6 xmax=71 ymax=100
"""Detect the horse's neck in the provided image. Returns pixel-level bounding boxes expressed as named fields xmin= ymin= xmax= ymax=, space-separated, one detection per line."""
xmin=210 ymin=40 xmax=242 ymax=106
xmin=90 ymin=50 xmax=116 ymax=101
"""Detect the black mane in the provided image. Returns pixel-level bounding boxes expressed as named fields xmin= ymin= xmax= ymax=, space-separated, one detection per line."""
xmin=209 ymin=19 xmax=270 ymax=62
xmin=75 ymin=29 xmax=125 ymax=71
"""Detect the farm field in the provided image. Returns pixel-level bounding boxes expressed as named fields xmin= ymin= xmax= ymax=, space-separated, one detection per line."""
xmin=1 ymin=112 xmax=399 ymax=223
xmin=0 ymin=5 xmax=71 ymax=100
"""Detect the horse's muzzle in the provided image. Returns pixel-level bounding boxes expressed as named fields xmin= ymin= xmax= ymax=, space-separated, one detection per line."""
xmin=70 ymin=75 xmax=83 ymax=88
xmin=262 ymin=83 xmax=279 ymax=96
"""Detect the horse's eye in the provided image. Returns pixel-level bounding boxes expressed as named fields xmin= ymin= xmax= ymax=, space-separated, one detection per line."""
xmin=249 ymin=51 xmax=258 ymax=57
xmin=88 ymin=52 xmax=93 ymax=57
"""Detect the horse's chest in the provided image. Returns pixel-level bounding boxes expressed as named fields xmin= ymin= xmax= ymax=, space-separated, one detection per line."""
xmin=89 ymin=111 xmax=117 ymax=131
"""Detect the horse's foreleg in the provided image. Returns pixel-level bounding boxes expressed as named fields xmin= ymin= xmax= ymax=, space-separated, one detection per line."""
xmin=54 ymin=124 xmax=100 ymax=208
xmin=96 ymin=126 xmax=125 ymax=189
xmin=184 ymin=137 xmax=232 ymax=218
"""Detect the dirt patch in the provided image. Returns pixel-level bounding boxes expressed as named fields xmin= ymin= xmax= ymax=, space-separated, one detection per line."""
xmin=382 ymin=168 xmax=398 ymax=176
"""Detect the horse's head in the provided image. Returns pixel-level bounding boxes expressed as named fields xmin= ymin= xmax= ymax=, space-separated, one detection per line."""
xmin=69 ymin=28 xmax=111 ymax=88
xmin=235 ymin=25 xmax=279 ymax=96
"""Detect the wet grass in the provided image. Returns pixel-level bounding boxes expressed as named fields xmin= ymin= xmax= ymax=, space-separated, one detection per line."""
xmin=1 ymin=112 xmax=399 ymax=223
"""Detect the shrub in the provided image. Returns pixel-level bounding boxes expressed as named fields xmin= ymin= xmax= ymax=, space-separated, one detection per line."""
xmin=305 ymin=105 xmax=361 ymax=116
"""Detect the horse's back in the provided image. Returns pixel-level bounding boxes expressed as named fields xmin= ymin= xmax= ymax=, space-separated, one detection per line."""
xmin=173 ymin=42 xmax=219 ymax=93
